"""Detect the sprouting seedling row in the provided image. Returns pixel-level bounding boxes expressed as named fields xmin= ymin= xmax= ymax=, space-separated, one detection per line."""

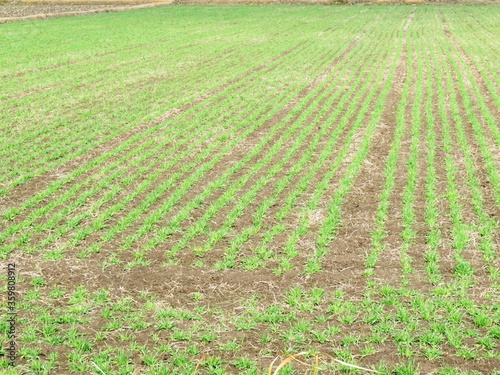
xmin=3 ymin=14 xmax=330 ymax=192
xmin=398 ymin=30 xmax=421 ymax=285
xmin=92 ymin=35 xmax=351 ymax=260
xmin=445 ymin=9 xmax=500 ymax=108
xmin=0 ymin=34 xmax=315 ymax=246
xmin=270 ymin=15 xmax=403 ymax=273
xmin=309 ymin=18 xmax=410 ymax=275
xmin=442 ymin=32 xmax=500 ymax=207
xmin=24 ymin=39 xmax=319 ymax=258
xmin=263 ymin=33 xmax=390 ymax=274
xmin=434 ymin=32 xmax=476 ymax=282
xmin=123 ymin=34 xmax=371 ymax=266
xmin=437 ymin=33 xmax=499 ymax=280
xmin=221 ymin=14 xmax=400 ymax=272
xmin=4 ymin=5 xmax=353 ymax=123
xmin=229 ymin=30 xmax=392 ymax=272
xmin=450 ymin=30 xmax=500 ymax=148
xmin=0 ymin=8 xmax=352 ymax=203
xmin=0 ymin=38 xmax=288 ymax=194
xmin=364 ymin=26 xmax=411 ymax=278
xmin=1 ymin=24 xmax=252 ymax=102
xmin=277 ymin=23 xmax=400 ymax=272
xmin=170 ymin=20 xmax=390 ymax=267
xmin=422 ymin=23 xmax=442 ymax=285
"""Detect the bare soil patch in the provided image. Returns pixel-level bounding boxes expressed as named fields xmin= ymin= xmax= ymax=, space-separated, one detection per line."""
xmin=0 ymin=1 xmax=173 ymax=22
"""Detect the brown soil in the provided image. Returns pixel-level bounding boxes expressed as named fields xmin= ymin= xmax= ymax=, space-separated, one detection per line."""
xmin=370 ymin=8 xmax=413 ymax=289
xmin=0 ymin=2 xmax=173 ymax=22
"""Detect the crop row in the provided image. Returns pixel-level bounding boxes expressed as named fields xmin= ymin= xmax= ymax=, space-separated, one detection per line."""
xmin=362 ymin=9 xmax=500 ymax=294
xmin=1 ymin=7 xmax=392 ymax=263
xmin=1 ymin=7 xmax=355 ymax=195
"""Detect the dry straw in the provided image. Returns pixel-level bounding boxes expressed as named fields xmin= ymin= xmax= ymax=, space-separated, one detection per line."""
xmin=193 ymin=352 xmax=379 ymax=374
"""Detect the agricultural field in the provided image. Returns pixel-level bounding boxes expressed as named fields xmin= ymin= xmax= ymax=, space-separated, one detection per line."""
xmin=0 ymin=4 xmax=499 ymax=375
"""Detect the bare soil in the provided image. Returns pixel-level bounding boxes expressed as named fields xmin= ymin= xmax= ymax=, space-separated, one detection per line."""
xmin=0 ymin=1 xmax=173 ymax=22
